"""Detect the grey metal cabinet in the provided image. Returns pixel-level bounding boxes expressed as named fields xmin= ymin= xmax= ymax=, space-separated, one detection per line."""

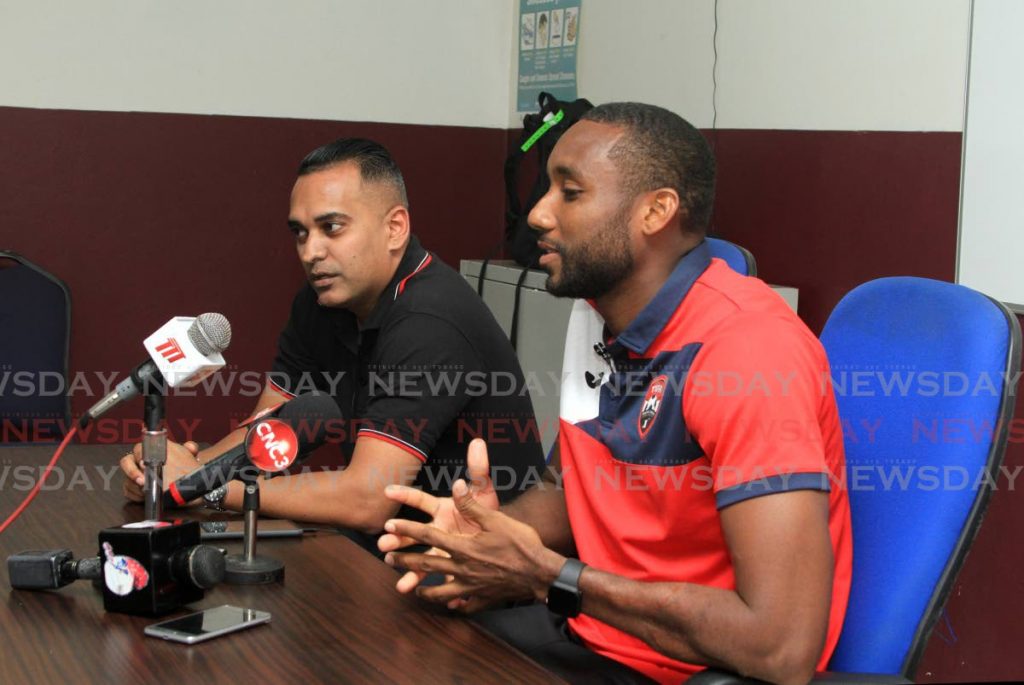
xmin=461 ymin=260 xmax=572 ymax=456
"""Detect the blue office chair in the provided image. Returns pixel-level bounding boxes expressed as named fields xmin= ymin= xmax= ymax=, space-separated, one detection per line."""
xmin=691 ymin=276 xmax=1020 ymax=684
xmin=823 ymin=277 xmax=1020 ymax=678
xmin=706 ymin=236 xmax=756 ymax=277
xmin=0 ymin=250 xmax=72 ymax=442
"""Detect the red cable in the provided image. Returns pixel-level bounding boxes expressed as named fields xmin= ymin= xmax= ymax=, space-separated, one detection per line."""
xmin=0 ymin=426 xmax=78 ymax=535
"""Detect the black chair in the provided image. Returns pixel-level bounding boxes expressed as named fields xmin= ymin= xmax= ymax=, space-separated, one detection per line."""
xmin=0 ymin=250 xmax=72 ymax=442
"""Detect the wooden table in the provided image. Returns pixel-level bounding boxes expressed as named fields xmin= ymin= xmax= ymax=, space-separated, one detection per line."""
xmin=0 ymin=446 xmax=562 ymax=684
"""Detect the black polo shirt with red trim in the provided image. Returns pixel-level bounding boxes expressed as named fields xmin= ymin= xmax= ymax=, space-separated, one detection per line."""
xmin=270 ymin=235 xmax=545 ymax=502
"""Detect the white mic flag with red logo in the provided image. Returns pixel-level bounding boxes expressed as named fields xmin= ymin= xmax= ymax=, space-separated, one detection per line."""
xmin=143 ymin=316 xmax=226 ymax=388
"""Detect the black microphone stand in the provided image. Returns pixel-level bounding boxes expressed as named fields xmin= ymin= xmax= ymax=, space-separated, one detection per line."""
xmin=141 ymin=392 xmax=167 ymax=522
xmin=223 ymin=471 xmax=285 ymax=584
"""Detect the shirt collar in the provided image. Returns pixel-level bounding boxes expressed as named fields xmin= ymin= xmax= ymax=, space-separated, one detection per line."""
xmin=362 ymin=234 xmax=429 ymax=331
xmin=612 ymin=239 xmax=712 ymax=355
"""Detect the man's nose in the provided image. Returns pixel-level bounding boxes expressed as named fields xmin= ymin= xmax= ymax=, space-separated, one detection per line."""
xmin=299 ymin=231 xmax=327 ymax=264
xmin=528 ymin=192 xmax=555 ymax=233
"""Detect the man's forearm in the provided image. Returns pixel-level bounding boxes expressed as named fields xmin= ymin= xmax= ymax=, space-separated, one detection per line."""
xmin=576 ymin=568 xmax=823 ymax=685
xmin=221 ymin=469 xmax=395 ymax=533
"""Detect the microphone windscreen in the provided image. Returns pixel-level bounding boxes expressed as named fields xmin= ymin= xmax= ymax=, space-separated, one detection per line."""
xmin=190 ymin=313 xmax=232 ymax=355
xmin=169 ymin=544 xmax=225 ymax=590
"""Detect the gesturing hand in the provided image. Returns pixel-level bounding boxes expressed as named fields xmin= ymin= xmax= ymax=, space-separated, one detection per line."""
xmin=378 ymin=439 xmax=499 ymax=594
xmin=381 ymin=458 xmax=565 ymax=614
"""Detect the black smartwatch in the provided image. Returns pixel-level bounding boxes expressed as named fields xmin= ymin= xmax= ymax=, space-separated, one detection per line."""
xmin=546 ymin=558 xmax=586 ymax=617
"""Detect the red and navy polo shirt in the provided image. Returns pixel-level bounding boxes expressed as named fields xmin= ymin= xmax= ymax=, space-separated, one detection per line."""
xmin=558 ymin=241 xmax=852 ymax=683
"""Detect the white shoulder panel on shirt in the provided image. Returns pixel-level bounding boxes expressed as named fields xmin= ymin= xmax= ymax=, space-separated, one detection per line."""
xmin=559 ymin=300 xmax=607 ymax=424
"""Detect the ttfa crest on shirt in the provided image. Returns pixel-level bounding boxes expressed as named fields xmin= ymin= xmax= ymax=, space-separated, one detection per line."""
xmin=638 ymin=375 xmax=668 ymax=438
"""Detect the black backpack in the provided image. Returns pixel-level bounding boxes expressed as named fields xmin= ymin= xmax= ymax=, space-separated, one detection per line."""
xmin=475 ymin=93 xmax=593 ymax=351
xmin=504 ymin=92 xmax=594 ymax=268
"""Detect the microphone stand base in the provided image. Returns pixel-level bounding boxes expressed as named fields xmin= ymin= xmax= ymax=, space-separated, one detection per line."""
xmin=223 ymin=554 xmax=284 ymax=585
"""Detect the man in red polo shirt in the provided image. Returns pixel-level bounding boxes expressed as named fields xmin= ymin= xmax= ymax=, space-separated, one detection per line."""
xmin=379 ymin=103 xmax=851 ymax=685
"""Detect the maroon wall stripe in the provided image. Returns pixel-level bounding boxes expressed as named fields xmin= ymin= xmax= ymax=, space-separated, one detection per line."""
xmin=710 ymin=129 xmax=963 ymax=335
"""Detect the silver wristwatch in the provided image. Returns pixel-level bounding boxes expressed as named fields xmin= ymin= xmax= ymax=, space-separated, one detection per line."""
xmin=203 ymin=484 xmax=228 ymax=511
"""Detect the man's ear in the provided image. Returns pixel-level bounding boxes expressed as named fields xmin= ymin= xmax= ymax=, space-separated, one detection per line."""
xmin=640 ymin=188 xmax=682 ymax=237
xmin=384 ymin=205 xmax=411 ymax=250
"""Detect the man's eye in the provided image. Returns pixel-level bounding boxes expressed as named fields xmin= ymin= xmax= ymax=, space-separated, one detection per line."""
xmin=563 ymin=188 xmax=581 ymax=201
xmin=290 ymin=227 xmax=308 ymax=242
xmin=326 ymin=222 xmax=343 ymax=233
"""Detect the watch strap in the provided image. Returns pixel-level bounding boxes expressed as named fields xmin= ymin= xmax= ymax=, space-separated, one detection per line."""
xmin=554 ymin=558 xmax=586 ymax=590
xmin=203 ymin=484 xmax=228 ymax=511
xmin=547 ymin=558 xmax=587 ymax=617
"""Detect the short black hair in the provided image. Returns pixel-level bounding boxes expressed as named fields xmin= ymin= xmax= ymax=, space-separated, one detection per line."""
xmin=581 ymin=102 xmax=715 ymax=233
xmin=297 ymin=137 xmax=409 ymax=207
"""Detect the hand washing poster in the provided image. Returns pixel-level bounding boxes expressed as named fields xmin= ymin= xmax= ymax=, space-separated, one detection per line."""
xmin=518 ymin=0 xmax=581 ymax=111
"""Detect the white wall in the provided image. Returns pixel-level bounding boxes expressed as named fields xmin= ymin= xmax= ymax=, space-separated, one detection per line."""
xmin=514 ymin=0 xmax=970 ymax=131
xmin=557 ymin=0 xmax=716 ymax=128
xmin=0 ymin=0 xmax=972 ymax=132
xmin=0 ymin=0 xmax=514 ymax=128
xmin=957 ymin=0 xmax=1024 ymax=309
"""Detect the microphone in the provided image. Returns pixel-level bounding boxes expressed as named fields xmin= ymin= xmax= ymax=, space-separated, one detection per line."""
xmin=164 ymin=391 xmax=341 ymax=508
xmin=7 ymin=544 xmax=223 ymax=591
xmin=8 ymin=520 xmax=225 ymax=615
xmin=80 ymin=313 xmax=232 ymax=427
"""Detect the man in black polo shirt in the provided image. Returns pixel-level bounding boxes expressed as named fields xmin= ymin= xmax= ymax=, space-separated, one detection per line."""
xmin=121 ymin=138 xmax=545 ymax=545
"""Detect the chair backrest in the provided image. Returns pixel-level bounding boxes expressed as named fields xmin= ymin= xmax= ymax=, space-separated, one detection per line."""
xmin=820 ymin=277 xmax=1021 ymax=677
xmin=0 ymin=251 xmax=72 ymax=442
xmin=706 ymin=237 xmax=756 ymax=277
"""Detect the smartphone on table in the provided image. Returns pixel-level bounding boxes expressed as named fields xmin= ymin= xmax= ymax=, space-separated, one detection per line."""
xmin=144 ymin=604 xmax=271 ymax=644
